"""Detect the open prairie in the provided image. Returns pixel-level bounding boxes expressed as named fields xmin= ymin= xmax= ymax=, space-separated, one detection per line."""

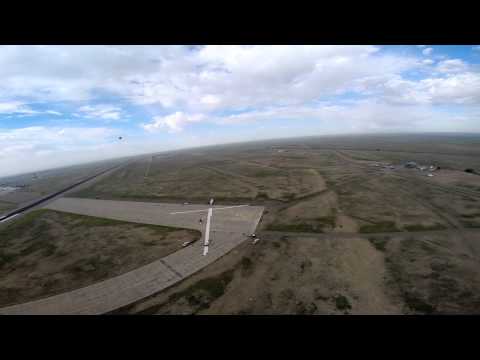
xmin=0 ymin=210 xmax=200 ymax=307
xmin=3 ymin=133 xmax=480 ymax=314
xmin=76 ymin=133 xmax=480 ymax=314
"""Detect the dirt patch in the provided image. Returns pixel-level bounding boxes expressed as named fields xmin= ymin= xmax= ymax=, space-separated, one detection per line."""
xmin=382 ymin=232 xmax=480 ymax=314
xmin=266 ymin=191 xmax=339 ymax=233
xmin=334 ymin=214 xmax=359 ymax=233
xmin=0 ymin=210 xmax=200 ymax=307
xmin=118 ymin=233 xmax=402 ymax=315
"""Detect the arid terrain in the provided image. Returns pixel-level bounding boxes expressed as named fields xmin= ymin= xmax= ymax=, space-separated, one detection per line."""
xmin=1 ymin=133 xmax=480 ymax=314
xmin=0 ymin=210 xmax=200 ymax=307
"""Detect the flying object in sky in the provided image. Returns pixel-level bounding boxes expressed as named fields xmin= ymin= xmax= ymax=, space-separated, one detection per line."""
xmin=118 ymin=137 xmax=123 ymax=140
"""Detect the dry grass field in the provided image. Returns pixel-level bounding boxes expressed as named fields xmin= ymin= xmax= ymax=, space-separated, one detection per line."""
xmin=107 ymin=134 xmax=480 ymax=314
xmin=3 ymin=133 xmax=480 ymax=314
xmin=118 ymin=230 xmax=480 ymax=315
xmin=0 ymin=210 xmax=200 ymax=307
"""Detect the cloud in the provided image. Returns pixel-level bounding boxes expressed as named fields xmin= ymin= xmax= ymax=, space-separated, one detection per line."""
xmin=149 ymin=45 xmax=418 ymax=112
xmin=142 ymin=112 xmax=206 ymax=132
xmin=422 ymin=47 xmax=434 ymax=56
xmin=0 ymin=101 xmax=38 ymax=115
xmin=0 ymin=126 xmax=121 ymax=176
xmin=0 ymin=101 xmax=64 ymax=118
xmin=417 ymin=45 xmax=427 ymax=48
xmin=435 ymin=59 xmax=468 ymax=73
xmin=0 ymin=45 xmax=420 ymax=113
xmin=78 ymin=104 xmax=123 ymax=121
xmin=211 ymin=101 xmax=479 ymax=135
xmin=354 ymin=71 xmax=480 ymax=106
xmin=140 ymin=98 xmax=480 ymax=137
xmin=45 ymin=110 xmax=63 ymax=116
xmin=0 ymin=45 xmax=188 ymax=102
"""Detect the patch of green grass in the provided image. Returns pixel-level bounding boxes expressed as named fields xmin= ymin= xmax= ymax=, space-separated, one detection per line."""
xmin=460 ymin=220 xmax=480 ymax=228
xmin=282 ymin=193 xmax=296 ymax=201
xmin=267 ymin=223 xmax=321 ymax=233
xmin=267 ymin=216 xmax=336 ymax=233
xmin=315 ymin=215 xmax=336 ymax=228
xmin=334 ymin=295 xmax=352 ymax=311
xmin=255 ymin=192 xmax=270 ymax=200
xmin=50 ymin=210 xmax=198 ymax=237
xmin=67 ymin=255 xmax=117 ymax=277
xmin=0 ymin=251 xmax=16 ymax=269
xmin=252 ymin=171 xmax=274 ymax=178
xmin=460 ymin=213 xmax=480 ymax=219
xmin=404 ymin=223 xmax=447 ymax=232
xmin=166 ymin=269 xmax=235 ymax=313
xmin=359 ymin=221 xmax=400 ymax=233
xmin=368 ymin=236 xmax=388 ymax=251
xmin=0 ymin=210 xmax=44 ymax=243
xmin=240 ymin=256 xmax=255 ymax=277
xmin=403 ymin=292 xmax=435 ymax=314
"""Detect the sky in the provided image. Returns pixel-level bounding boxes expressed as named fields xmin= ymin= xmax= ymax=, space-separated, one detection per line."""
xmin=1 ymin=45 xmax=480 ymax=177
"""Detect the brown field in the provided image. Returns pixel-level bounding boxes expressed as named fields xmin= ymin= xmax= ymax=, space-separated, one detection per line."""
xmin=107 ymin=134 xmax=480 ymax=314
xmin=4 ymin=133 xmax=480 ymax=314
xmin=0 ymin=210 xmax=200 ymax=307
xmin=0 ymin=200 xmax=16 ymax=215
xmin=117 ymin=230 xmax=480 ymax=315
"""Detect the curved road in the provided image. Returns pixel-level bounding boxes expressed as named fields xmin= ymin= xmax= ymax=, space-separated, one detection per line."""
xmin=0 ymin=198 xmax=264 ymax=315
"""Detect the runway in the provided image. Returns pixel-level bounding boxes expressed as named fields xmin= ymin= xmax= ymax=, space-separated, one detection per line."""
xmin=0 ymin=197 xmax=264 ymax=315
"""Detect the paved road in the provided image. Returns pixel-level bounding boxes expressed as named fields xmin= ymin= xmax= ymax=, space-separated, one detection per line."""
xmin=0 ymin=162 xmax=128 ymax=226
xmin=0 ymin=198 xmax=264 ymax=315
xmin=261 ymin=228 xmax=480 ymax=239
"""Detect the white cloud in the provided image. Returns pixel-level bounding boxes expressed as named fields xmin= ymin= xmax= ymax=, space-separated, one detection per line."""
xmin=0 ymin=101 xmax=38 ymax=115
xmin=0 ymin=126 xmax=119 ymax=176
xmin=142 ymin=112 xmax=206 ymax=133
xmin=354 ymin=71 xmax=480 ymax=106
xmin=45 ymin=110 xmax=63 ymax=116
xmin=435 ymin=59 xmax=469 ymax=73
xmin=422 ymin=59 xmax=434 ymax=65
xmin=422 ymin=47 xmax=434 ymax=56
xmin=78 ymin=104 xmax=123 ymax=121
xmin=0 ymin=101 xmax=64 ymax=117
xmin=208 ymin=100 xmax=479 ymax=136
xmin=0 ymin=45 xmax=420 ymax=113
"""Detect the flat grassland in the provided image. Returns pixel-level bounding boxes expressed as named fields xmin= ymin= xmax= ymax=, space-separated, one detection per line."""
xmin=5 ymin=133 xmax=480 ymax=314
xmin=0 ymin=200 xmax=16 ymax=215
xmin=72 ymin=134 xmax=480 ymax=234
xmin=117 ymin=230 xmax=480 ymax=315
xmin=103 ymin=134 xmax=480 ymax=314
xmin=0 ymin=210 xmax=200 ymax=307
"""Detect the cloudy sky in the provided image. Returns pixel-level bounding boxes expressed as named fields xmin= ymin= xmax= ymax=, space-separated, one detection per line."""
xmin=1 ymin=45 xmax=480 ymax=177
